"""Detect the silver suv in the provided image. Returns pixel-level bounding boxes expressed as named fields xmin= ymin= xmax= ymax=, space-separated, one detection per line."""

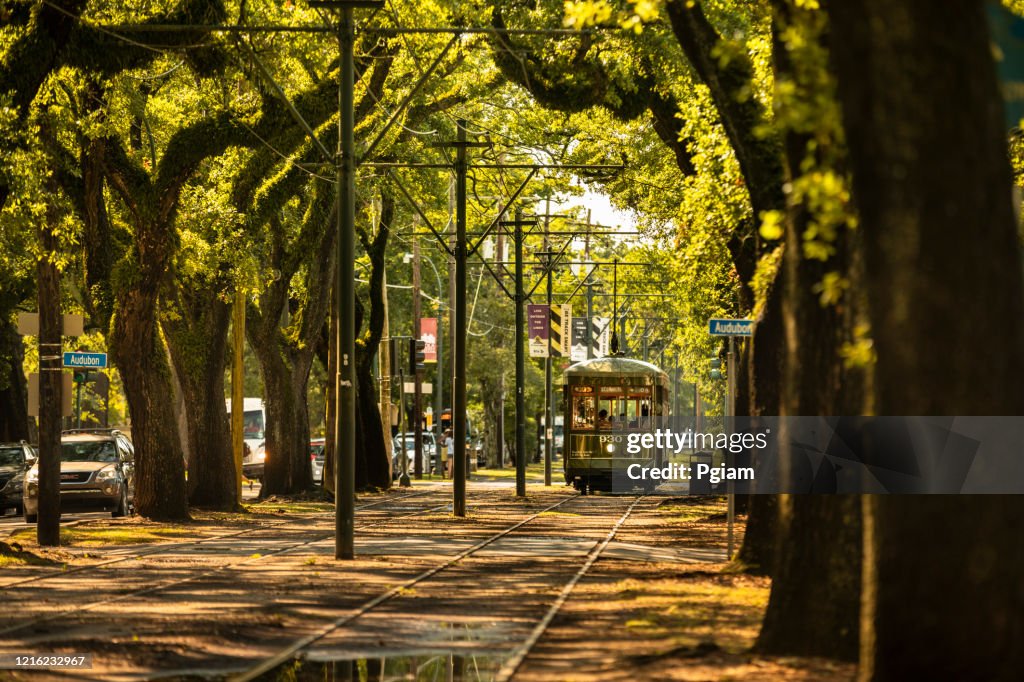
xmin=23 ymin=430 xmax=135 ymax=522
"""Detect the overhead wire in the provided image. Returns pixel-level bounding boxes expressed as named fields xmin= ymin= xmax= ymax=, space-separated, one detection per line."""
xmin=41 ymin=0 xmax=219 ymax=52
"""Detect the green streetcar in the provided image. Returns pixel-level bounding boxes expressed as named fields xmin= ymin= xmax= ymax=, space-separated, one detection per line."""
xmin=561 ymin=357 xmax=670 ymax=494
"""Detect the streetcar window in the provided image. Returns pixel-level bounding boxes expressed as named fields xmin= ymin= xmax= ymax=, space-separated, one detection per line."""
xmin=573 ymin=396 xmax=595 ymax=429
xmin=623 ymin=399 xmax=639 ymax=429
xmin=598 ymin=398 xmax=617 ymax=429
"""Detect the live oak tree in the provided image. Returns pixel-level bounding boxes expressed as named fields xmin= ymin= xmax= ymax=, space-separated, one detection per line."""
xmin=825 ymin=0 xmax=1024 ymax=677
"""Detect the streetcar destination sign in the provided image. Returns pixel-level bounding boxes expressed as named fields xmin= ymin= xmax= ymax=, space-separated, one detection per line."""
xmin=63 ymin=351 xmax=107 ymax=369
xmin=708 ymin=318 xmax=754 ymax=336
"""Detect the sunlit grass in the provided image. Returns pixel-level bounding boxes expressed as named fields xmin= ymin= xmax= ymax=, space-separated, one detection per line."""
xmin=247 ymin=500 xmax=335 ymax=514
xmin=10 ymin=525 xmax=194 ymax=547
xmin=473 ymin=462 xmax=547 ymax=481
xmin=608 ymin=574 xmax=768 ymax=653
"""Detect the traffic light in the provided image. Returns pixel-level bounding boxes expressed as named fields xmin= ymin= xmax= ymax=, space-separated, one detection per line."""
xmin=709 ymin=354 xmax=723 ymax=380
xmin=73 ymin=370 xmax=88 ymax=384
xmin=389 ymin=338 xmax=399 ymax=376
xmin=409 ymin=338 xmax=426 ymax=374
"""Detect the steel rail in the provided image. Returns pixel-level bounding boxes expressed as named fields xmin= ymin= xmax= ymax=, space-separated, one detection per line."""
xmin=494 ymin=495 xmax=646 ymax=681
xmin=229 ymin=492 xmax=581 ymax=681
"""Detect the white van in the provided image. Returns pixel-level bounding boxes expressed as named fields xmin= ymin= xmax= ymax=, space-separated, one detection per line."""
xmin=226 ymin=397 xmax=266 ymax=481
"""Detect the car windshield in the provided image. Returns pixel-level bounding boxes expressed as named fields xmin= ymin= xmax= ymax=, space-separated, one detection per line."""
xmin=395 ymin=435 xmax=432 ymax=447
xmin=61 ymin=441 xmax=118 ymax=462
xmin=0 ymin=447 xmax=23 ymax=466
xmin=243 ymin=410 xmax=265 ymax=440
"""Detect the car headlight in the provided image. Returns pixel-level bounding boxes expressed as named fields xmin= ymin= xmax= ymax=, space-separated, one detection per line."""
xmin=256 ymin=451 xmax=266 ymax=462
xmin=96 ymin=466 xmax=118 ymax=482
xmin=26 ymin=468 xmax=38 ymax=484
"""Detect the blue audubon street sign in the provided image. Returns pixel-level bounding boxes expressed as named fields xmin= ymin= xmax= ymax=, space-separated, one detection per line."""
xmin=63 ymin=351 xmax=107 ymax=369
xmin=709 ymin=318 xmax=754 ymax=337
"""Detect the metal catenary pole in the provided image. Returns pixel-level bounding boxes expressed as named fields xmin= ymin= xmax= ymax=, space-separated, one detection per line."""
xmin=543 ymin=202 xmax=553 ymax=487
xmin=334 ymin=2 xmax=364 ymax=561
xmin=232 ymin=290 xmax=245 ymax=502
xmin=37 ymin=222 xmax=62 ymax=547
xmin=412 ymin=233 xmax=423 ymax=480
xmin=513 ymin=209 xmax=528 ymax=498
xmin=399 ymin=364 xmax=410 ymax=487
xmin=453 ymin=119 xmax=468 ymax=517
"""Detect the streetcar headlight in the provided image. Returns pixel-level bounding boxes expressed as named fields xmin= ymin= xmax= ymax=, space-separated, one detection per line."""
xmin=605 ymin=443 xmax=615 ymax=453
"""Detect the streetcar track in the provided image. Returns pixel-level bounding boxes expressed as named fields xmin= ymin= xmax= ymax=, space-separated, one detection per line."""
xmin=0 ymin=488 xmax=434 ymax=591
xmin=0 ymin=493 xmax=456 ymax=637
xmin=229 ymin=492 xmax=592 ymax=682
xmin=494 ymin=495 xmax=646 ymax=681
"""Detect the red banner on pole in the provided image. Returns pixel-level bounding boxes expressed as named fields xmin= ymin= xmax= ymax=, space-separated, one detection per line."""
xmin=420 ymin=317 xmax=438 ymax=363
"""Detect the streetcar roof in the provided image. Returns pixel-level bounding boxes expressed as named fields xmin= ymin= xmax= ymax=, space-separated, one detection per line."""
xmin=562 ymin=356 xmax=668 ymax=379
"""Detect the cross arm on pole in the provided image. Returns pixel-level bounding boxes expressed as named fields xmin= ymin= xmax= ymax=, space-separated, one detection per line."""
xmin=358 ymin=35 xmax=459 ymax=164
xmin=525 ymin=238 xmax=573 ymax=299
xmin=563 ymin=264 xmax=600 ymax=301
xmin=475 ymin=255 xmax=516 ymax=301
xmin=387 ymin=170 xmax=453 ymax=256
xmin=468 ymin=168 xmax=537 ymax=257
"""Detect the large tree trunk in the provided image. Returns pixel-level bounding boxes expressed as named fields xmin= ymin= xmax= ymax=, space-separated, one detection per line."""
xmin=353 ymin=192 xmax=395 ymax=491
xmin=320 ymin=292 xmax=336 ymax=497
xmin=735 ymin=493 xmax=776 ymax=575
xmin=252 ymin=345 xmax=313 ymax=497
xmin=755 ymin=3 xmax=863 ymax=659
xmin=0 ymin=316 xmax=31 ymax=442
xmin=757 ymin=496 xmax=860 ymax=660
xmin=110 ymin=289 xmax=189 ymax=521
xmin=164 ymin=296 xmax=237 ymax=509
xmin=826 ymin=1 xmax=1024 ymax=678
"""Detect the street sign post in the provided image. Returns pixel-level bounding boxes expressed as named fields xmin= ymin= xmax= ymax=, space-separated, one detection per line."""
xmin=709 ymin=318 xmax=753 ymax=336
xmin=63 ymin=352 xmax=108 ymax=369
xmin=707 ymin=317 xmax=752 ymax=559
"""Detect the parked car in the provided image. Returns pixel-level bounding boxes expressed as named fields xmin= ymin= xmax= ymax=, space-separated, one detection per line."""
xmin=473 ymin=437 xmax=486 ymax=468
xmin=0 ymin=441 xmax=35 ymax=516
xmin=243 ymin=441 xmax=266 ymax=483
xmin=22 ymin=430 xmax=135 ymax=523
xmin=310 ymin=438 xmax=325 ymax=485
xmin=391 ymin=432 xmax=437 ymax=478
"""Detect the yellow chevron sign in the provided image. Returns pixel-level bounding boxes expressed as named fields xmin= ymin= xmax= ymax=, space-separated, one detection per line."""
xmin=549 ymin=304 xmax=571 ymax=357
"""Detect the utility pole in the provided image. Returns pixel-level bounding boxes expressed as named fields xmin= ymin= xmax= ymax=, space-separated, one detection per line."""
xmin=447 ymin=178 xmax=456 ymax=478
xmin=453 ymin=119 xmax=469 ymax=517
xmin=494 ymin=225 xmax=504 ymax=470
xmin=610 ymin=258 xmax=620 ymax=355
xmin=398 ymin=358 xmax=410 ymax=487
xmin=380 ymin=266 xmax=392 ymax=474
xmin=543 ymin=199 xmax=553 ymax=487
xmin=412 ymin=232 xmax=423 ymax=480
xmin=332 ymin=0 xmax=384 ymax=561
xmin=37 ymin=217 xmax=62 ymax=547
xmin=584 ymin=210 xmax=595 ymax=360
xmin=232 ymin=290 xmax=245 ymax=503
xmin=495 ymin=379 xmax=504 ymax=469
xmin=513 ymin=209 xmax=528 ymax=498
